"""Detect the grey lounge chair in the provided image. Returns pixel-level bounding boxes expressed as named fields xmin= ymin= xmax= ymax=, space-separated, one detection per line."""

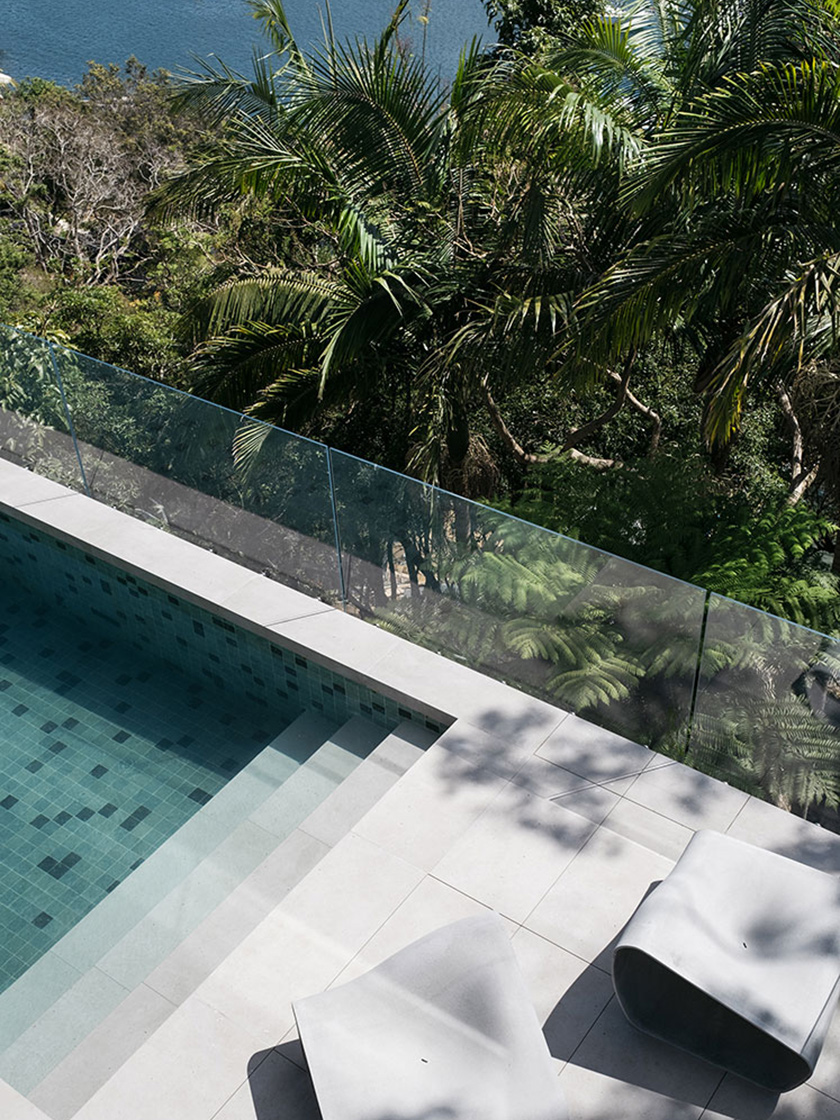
xmin=293 ymin=912 xmax=568 ymax=1120
xmin=613 ymin=829 xmax=840 ymax=1092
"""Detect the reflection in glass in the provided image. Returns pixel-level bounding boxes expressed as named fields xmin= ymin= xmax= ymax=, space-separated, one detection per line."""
xmin=329 ymin=449 xmax=707 ymax=748
xmin=0 ymin=327 xmax=85 ymax=490
xmin=53 ymin=348 xmax=342 ymax=601
xmin=688 ymin=595 xmax=840 ymax=827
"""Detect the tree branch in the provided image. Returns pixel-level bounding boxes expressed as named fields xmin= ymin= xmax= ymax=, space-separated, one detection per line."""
xmin=567 ymin=446 xmax=619 ymax=469
xmin=606 ymin=368 xmax=662 ymax=455
xmin=482 ymin=377 xmax=617 ymax=470
xmin=560 ymin=351 xmax=635 ymax=452
xmin=776 ymin=378 xmax=818 ymax=503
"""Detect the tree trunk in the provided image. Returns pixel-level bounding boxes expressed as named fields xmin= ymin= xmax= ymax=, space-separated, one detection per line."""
xmin=445 ymin=400 xmax=470 ymax=479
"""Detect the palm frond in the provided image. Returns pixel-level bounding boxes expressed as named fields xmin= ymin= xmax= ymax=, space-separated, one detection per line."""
xmin=247 ymin=0 xmax=310 ymax=73
xmin=189 ymin=319 xmax=324 ymax=410
xmin=631 ymin=59 xmax=840 ymax=210
xmin=191 ymin=269 xmax=338 ymax=339
xmin=702 ymin=249 xmax=840 ymax=442
xmin=169 ymin=49 xmax=281 ymax=126
xmin=547 ymin=13 xmax=671 ymax=128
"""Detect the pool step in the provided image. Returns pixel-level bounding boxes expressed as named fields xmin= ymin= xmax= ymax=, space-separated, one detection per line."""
xmin=134 ymin=718 xmax=434 ymax=1007
xmin=4 ymin=718 xmax=435 ymax=1118
xmin=0 ymin=713 xmax=378 ymax=1096
xmin=0 ymin=710 xmax=335 ymax=1057
xmin=72 ymin=715 xmax=388 ymax=995
xmin=25 ymin=720 xmax=434 ymax=1120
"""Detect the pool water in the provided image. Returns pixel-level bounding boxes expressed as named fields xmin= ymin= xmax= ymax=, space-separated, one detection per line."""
xmin=0 ymin=582 xmax=293 ymax=993
xmin=0 ymin=512 xmax=439 ymax=995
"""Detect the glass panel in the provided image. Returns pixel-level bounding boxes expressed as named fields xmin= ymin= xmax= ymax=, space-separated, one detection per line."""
xmin=0 ymin=327 xmax=86 ymax=490
xmin=53 ymin=347 xmax=342 ymax=601
xmin=330 ymin=450 xmax=707 ymax=748
xmin=688 ymin=594 xmax=840 ymax=830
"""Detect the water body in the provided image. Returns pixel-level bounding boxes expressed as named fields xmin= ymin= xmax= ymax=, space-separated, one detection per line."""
xmin=1 ymin=0 xmax=491 ymax=88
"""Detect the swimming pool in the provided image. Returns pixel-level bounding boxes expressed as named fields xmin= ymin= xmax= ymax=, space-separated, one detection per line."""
xmin=0 ymin=510 xmax=440 ymax=996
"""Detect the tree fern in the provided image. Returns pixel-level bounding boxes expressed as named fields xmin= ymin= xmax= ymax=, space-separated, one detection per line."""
xmin=689 ymin=695 xmax=840 ymax=813
xmin=547 ymin=650 xmax=644 ymax=710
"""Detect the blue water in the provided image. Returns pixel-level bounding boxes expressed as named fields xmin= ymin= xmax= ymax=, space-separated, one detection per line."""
xmin=1 ymin=0 xmax=491 ymax=87
xmin=0 ymin=510 xmax=438 ymax=992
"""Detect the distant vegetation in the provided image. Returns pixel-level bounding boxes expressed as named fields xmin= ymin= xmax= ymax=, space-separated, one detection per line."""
xmin=2 ymin=0 xmax=840 ymax=635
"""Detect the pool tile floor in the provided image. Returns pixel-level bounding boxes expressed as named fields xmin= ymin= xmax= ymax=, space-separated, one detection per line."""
xmin=0 ymin=587 xmax=288 ymax=994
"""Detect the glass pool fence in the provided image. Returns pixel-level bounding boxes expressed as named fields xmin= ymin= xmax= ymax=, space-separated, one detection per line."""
xmin=2 ymin=324 xmax=839 ymax=832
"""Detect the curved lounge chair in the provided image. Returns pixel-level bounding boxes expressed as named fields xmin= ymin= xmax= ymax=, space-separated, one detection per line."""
xmin=613 ymin=829 xmax=840 ymax=1092
xmin=293 ymin=912 xmax=568 ymax=1120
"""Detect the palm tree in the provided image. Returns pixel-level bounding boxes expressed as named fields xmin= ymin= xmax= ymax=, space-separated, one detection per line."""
xmin=564 ymin=0 xmax=840 ymax=459
xmin=155 ymin=0 xmax=666 ymax=488
xmin=154 ymin=1 xmax=511 ymax=489
xmin=157 ymin=0 xmax=840 ymax=493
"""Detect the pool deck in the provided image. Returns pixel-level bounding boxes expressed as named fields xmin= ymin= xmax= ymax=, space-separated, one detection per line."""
xmin=1 ymin=458 xmax=840 ymax=1120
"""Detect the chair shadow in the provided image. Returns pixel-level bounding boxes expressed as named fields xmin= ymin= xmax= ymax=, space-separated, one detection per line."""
xmin=247 ymin=1043 xmax=320 ymax=1120
xmin=543 ymin=912 xmax=785 ymax=1120
xmin=247 ymin=1041 xmax=460 ymax=1120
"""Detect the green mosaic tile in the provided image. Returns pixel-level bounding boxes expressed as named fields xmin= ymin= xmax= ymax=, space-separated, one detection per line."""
xmin=0 ymin=510 xmax=441 ymax=995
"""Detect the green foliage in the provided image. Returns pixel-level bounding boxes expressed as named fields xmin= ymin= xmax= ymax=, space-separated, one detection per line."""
xmin=569 ymin=8 xmax=840 ymax=450
xmin=9 ymin=77 xmax=74 ymax=105
xmin=482 ymin=0 xmax=603 ymax=53
xmin=76 ymin=57 xmax=190 ymax=151
xmin=19 ymin=287 xmax=185 ymax=383
xmin=0 ymin=234 xmax=30 ymax=320
xmin=697 ymin=505 xmax=839 ymax=627
xmin=689 ymin=696 xmax=840 ymax=813
xmin=0 ymin=58 xmax=219 ymax=377
xmin=0 ymin=326 xmax=65 ymax=428
xmin=357 ymin=480 xmax=840 ymax=816
xmin=689 ymin=615 xmax=840 ymax=816
xmin=349 ymin=492 xmax=700 ymax=746
xmin=502 ymin=449 xmax=840 ymax=632
xmin=155 ymin=0 xmax=660 ymax=487
xmin=155 ymin=5 xmax=499 ymax=478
